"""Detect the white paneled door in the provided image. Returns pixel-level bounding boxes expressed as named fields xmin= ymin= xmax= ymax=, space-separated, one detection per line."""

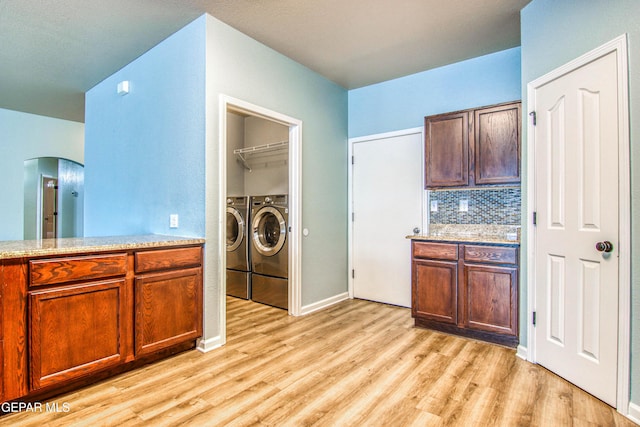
xmin=533 ymin=50 xmax=620 ymax=406
xmin=351 ymin=131 xmax=423 ymax=308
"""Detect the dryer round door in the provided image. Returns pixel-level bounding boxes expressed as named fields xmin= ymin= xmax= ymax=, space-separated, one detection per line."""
xmin=226 ymin=207 xmax=245 ymax=252
xmin=252 ymin=206 xmax=286 ymax=256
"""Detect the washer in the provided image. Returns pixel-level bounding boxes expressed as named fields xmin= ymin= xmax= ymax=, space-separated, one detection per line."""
xmin=226 ymin=196 xmax=251 ymax=299
xmin=250 ymin=194 xmax=288 ymax=310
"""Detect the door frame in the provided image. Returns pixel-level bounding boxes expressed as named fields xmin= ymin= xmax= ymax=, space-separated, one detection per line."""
xmin=526 ymin=34 xmax=630 ymax=413
xmin=347 ymin=127 xmax=426 ymax=299
xmin=218 ymin=95 xmax=303 ymax=325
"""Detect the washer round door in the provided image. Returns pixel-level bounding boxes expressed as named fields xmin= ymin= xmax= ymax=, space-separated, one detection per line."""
xmin=252 ymin=206 xmax=286 ymax=256
xmin=226 ymin=207 xmax=245 ymax=252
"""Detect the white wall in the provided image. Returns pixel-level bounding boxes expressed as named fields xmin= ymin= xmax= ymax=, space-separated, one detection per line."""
xmin=0 ymin=108 xmax=84 ymax=241
xmin=243 ymin=116 xmax=289 ymax=196
xmin=226 ymin=112 xmax=245 ymax=196
xmin=226 ymin=113 xmax=289 ymax=197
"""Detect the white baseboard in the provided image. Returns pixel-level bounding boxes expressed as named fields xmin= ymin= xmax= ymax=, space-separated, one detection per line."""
xmin=299 ymin=292 xmax=350 ymax=316
xmin=516 ymin=345 xmax=528 ymax=360
xmin=627 ymin=402 xmax=640 ymax=424
xmin=196 ymin=335 xmax=224 ymax=353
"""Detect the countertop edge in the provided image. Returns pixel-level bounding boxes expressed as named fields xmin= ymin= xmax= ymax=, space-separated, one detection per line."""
xmin=0 ymin=235 xmax=206 ymax=260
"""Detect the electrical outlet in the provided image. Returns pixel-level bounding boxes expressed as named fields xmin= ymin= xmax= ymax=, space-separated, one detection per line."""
xmin=169 ymin=214 xmax=179 ymax=228
xmin=459 ymin=199 xmax=469 ymax=212
xmin=430 ymin=200 xmax=438 ymax=212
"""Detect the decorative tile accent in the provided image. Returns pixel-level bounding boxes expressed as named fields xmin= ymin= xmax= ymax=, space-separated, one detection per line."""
xmin=429 ymin=187 xmax=521 ymax=225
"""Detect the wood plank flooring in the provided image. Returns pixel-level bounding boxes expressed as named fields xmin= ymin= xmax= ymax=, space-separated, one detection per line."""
xmin=1 ymin=297 xmax=636 ymax=426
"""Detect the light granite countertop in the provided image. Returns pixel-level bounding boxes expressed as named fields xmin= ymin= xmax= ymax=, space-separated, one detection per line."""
xmin=0 ymin=234 xmax=205 ymax=260
xmin=407 ymin=224 xmax=520 ymax=245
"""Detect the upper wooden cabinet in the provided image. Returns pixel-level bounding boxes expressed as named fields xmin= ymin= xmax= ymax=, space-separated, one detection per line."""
xmin=474 ymin=103 xmax=521 ymax=185
xmin=425 ymin=111 xmax=469 ymax=187
xmin=425 ymin=101 xmax=521 ymax=188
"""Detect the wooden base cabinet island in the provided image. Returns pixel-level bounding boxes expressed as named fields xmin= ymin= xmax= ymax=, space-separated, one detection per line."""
xmin=411 ymin=240 xmax=519 ymax=347
xmin=0 ymin=235 xmax=204 ymax=404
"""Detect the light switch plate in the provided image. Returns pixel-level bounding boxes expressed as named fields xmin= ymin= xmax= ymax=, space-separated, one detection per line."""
xmin=430 ymin=200 xmax=438 ymax=212
xmin=459 ymin=199 xmax=469 ymax=212
xmin=169 ymin=214 xmax=179 ymax=228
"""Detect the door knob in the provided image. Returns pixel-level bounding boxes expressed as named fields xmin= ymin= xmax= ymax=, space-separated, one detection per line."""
xmin=595 ymin=241 xmax=613 ymax=253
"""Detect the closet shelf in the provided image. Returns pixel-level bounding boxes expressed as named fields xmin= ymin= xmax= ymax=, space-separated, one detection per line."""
xmin=233 ymin=140 xmax=288 ymax=171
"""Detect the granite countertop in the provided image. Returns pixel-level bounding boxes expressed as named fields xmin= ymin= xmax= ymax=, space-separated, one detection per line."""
xmin=0 ymin=234 xmax=205 ymax=260
xmin=407 ymin=224 xmax=520 ymax=245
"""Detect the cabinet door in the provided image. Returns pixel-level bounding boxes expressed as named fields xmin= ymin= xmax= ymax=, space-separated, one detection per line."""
xmin=135 ymin=268 xmax=203 ymax=356
xmin=461 ymin=264 xmax=518 ymax=336
xmin=29 ymin=279 xmax=128 ymax=390
xmin=412 ymin=259 xmax=458 ymax=324
xmin=425 ymin=112 xmax=469 ymax=188
xmin=474 ymin=103 xmax=521 ymax=185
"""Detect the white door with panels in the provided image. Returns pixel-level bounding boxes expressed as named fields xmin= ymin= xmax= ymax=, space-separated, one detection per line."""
xmin=531 ymin=46 xmax=626 ymax=407
xmin=351 ymin=130 xmax=423 ymax=308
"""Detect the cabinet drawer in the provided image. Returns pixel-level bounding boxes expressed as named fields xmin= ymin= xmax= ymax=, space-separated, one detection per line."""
xmin=463 ymin=245 xmax=518 ymax=265
xmin=412 ymin=242 xmax=458 ymax=261
xmin=135 ymin=246 xmax=202 ymax=273
xmin=30 ymin=253 xmax=128 ymax=287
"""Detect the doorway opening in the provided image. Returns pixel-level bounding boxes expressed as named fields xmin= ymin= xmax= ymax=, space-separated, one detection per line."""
xmin=41 ymin=176 xmax=58 ymax=239
xmin=218 ymin=95 xmax=303 ymax=343
xmin=23 ymin=157 xmax=84 ymax=240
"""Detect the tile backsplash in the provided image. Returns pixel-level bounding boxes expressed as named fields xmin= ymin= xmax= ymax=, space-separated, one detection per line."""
xmin=429 ymin=187 xmax=521 ymax=225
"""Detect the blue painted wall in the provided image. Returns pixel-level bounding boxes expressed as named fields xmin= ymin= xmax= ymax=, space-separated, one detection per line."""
xmin=521 ymin=0 xmax=640 ymax=409
xmin=84 ymin=17 xmax=206 ymax=238
xmin=348 ymin=47 xmax=521 ymax=138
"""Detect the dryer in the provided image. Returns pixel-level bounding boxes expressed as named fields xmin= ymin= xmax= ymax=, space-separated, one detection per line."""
xmin=250 ymin=194 xmax=288 ymax=310
xmin=226 ymin=196 xmax=250 ymax=299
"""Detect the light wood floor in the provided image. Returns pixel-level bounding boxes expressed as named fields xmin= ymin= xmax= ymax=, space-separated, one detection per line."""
xmin=2 ymin=297 xmax=636 ymax=426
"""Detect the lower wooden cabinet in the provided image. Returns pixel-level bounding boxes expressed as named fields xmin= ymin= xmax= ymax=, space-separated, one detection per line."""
xmin=2 ymin=243 xmax=203 ymax=402
xmin=461 ymin=264 xmax=518 ymax=336
xmin=135 ymin=267 xmax=203 ymax=356
xmin=412 ymin=259 xmax=458 ymax=324
xmin=29 ymin=279 xmax=129 ymax=390
xmin=411 ymin=240 xmax=519 ymax=347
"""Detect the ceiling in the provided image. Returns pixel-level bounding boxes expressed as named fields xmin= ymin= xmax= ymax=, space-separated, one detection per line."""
xmin=0 ymin=0 xmax=531 ymax=123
